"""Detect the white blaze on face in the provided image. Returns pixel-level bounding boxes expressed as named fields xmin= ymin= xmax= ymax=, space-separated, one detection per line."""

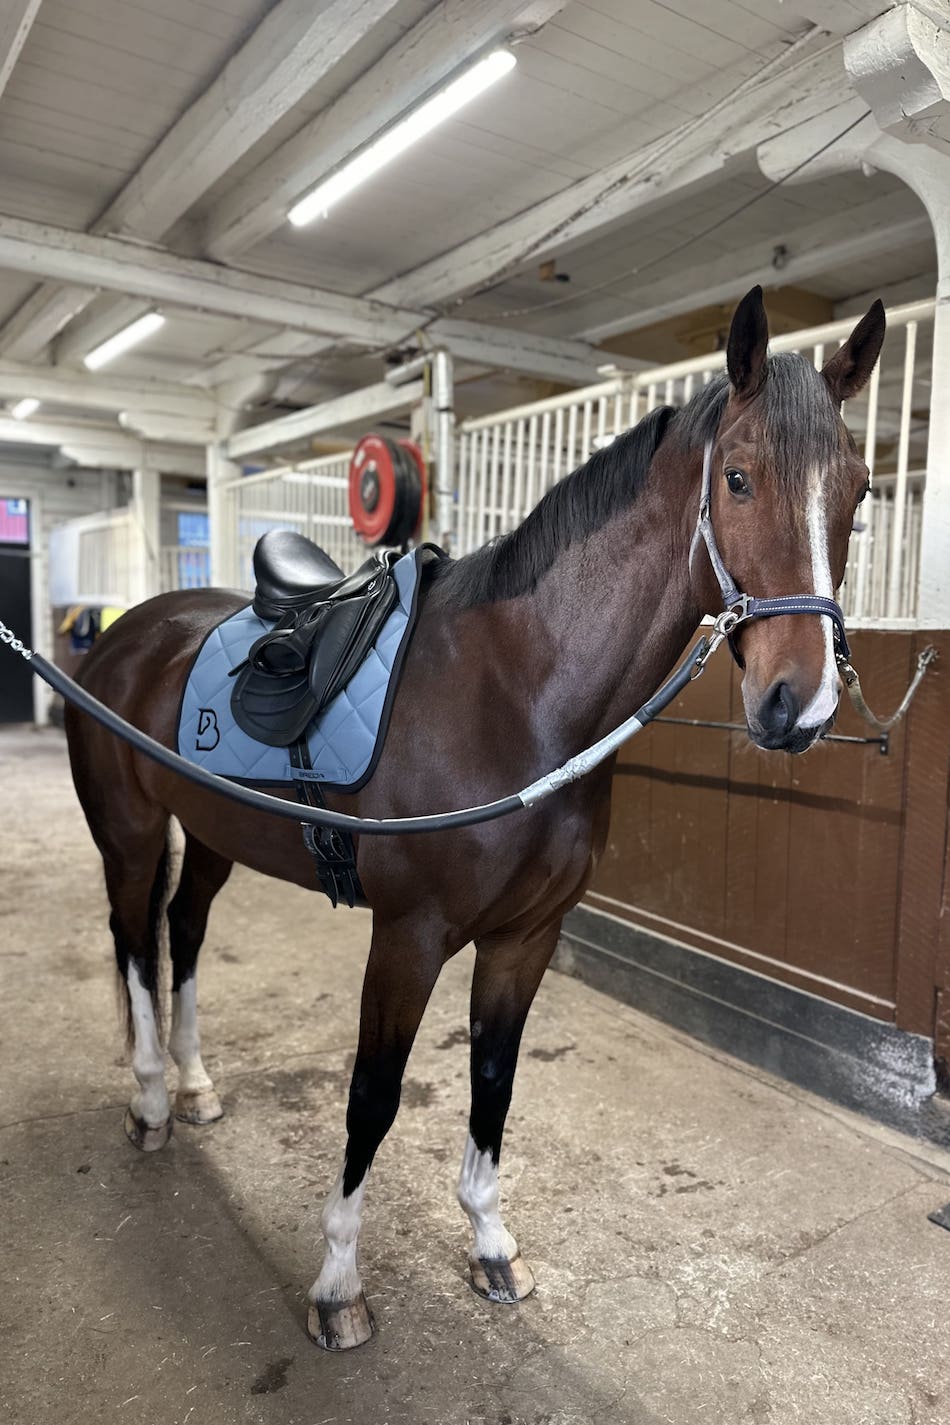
xmin=127 ymin=962 xmax=170 ymax=1128
xmin=457 ymin=1133 xmax=518 ymax=1262
xmin=798 ymin=468 xmax=841 ymax=730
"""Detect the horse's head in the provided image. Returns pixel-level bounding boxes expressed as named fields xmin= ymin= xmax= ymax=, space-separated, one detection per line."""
xmin=696 ymin=286 xmax=885 ymax=754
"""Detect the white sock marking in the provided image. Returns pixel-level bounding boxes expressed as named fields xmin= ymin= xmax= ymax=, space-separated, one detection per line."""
xmin=127 ymin=962 xmax=170 ymax=1127
xmin=168 ymin=977 xmax=214 ymax=1095
xmin=311 ymin=1169 xmax=368 ymax=1304
xmin=798 ymin=472 xmax=840 ymax=730
xmin=457 ymin=1134 xmax=518 ymax=1262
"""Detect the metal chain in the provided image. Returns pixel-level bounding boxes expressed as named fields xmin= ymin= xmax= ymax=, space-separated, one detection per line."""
xmin=0 ymin=619 xmax=33 ymax=660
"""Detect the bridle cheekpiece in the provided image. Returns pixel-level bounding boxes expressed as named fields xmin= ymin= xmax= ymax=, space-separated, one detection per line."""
xmin=693 ymin=439 xmax=851 ymax=674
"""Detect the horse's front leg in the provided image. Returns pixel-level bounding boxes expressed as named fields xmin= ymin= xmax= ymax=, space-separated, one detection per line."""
xmin=308 ymin=914 xmax=447 ymax=1350
xmin=458 ymin=922 xmax=559 ymax=1304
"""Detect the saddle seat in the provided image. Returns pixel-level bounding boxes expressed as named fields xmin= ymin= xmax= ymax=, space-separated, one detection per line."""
xmin=253 ymin=528 xmax=382 ymax=620
xmin=230 ymin=529 xmax=399 ymax=748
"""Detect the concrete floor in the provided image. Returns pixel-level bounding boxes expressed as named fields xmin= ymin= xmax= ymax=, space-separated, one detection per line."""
xmin=2 ymin=726 xmax=950 ymax=1425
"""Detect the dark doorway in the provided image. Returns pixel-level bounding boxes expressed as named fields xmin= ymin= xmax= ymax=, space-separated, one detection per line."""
xmin=0 ymin=497 xmax=33 ymax=723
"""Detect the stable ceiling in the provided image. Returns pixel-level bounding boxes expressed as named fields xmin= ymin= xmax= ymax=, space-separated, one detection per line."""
xmin=0 ymin=0 xmax=934 ymax=465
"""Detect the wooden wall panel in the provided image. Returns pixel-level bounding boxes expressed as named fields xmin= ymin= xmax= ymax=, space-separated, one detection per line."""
xmin=723 ymin=663 xmax=792 ymax=970
xmin=894 ymin=632 xmax=950 ymax=1034
xmin=589 ymin=630 xmax=950 ymax=1034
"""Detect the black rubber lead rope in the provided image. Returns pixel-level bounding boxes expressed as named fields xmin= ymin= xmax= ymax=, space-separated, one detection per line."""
xmin=6 ymin=633 xmax=708 ymax=836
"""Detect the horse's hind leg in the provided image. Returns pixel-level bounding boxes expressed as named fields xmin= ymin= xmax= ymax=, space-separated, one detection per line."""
xmin=99 ymin=825 xmax=175 ymax=1152
xmin=167 ymin=832 xmax=232 ymax=1125
xmin=458 ymin=922 xmax=560 ymax=1304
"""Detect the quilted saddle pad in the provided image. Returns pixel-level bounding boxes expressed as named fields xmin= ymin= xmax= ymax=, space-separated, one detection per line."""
xmin=177 ymin=547 xmax=423 ymax=791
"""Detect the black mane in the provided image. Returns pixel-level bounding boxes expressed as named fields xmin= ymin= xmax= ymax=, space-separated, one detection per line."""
xmin=435 ymin=352 xmax=841 ymax=607
xmin=436 ymin=403 xmax=676 ymax=606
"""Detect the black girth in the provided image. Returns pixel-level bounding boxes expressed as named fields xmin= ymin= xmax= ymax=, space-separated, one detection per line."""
xmin=289 ymin=739 xmax=364 ymax=908
xmin=694 ymin=439 xmax=851 ymax=663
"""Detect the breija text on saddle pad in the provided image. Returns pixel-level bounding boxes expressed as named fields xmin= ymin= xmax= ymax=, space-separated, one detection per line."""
xmin=177 ymin=548 xmax=426 ymax=791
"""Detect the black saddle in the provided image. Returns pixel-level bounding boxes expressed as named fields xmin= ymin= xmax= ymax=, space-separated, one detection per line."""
xmin=252 ymin=529 xmax=383 ymax=621
xmin=230 ymin=530 xmax=399 ymax=748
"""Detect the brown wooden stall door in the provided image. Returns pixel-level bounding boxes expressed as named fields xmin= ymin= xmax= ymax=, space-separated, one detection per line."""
xmin=588 ymin=630 xmax=950 ymax=1035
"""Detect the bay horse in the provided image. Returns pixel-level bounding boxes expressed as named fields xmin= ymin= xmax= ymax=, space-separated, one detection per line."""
xmin=64 ymin=288 xmax=884 ymax=1350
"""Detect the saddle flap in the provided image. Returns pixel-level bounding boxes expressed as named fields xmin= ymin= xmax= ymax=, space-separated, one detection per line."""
xmin=230 ymin=560 xmax=400 ymax=748
xmin=307 ymin=580 xmax=398 ymax=712
xmin=229 ymin=664 xmax=317 ymax=747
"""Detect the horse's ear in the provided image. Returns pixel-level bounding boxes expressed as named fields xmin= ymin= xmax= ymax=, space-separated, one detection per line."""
xmin=821 ymin=300 xmax=886 ymax=402
xmin=726 ymin=285 xmax=769 ymax=399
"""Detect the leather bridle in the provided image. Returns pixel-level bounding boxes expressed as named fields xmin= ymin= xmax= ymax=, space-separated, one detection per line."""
xmin=693 ymin=438 xmax=851 ymax=667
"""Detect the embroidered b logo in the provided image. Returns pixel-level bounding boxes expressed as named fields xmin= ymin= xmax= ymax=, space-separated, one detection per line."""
xmin=196 ymin=708 xmax=220 ymax=751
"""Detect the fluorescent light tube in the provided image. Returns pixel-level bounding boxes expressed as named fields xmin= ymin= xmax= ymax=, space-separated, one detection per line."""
xmin=288 ymin=49 xmax=517 ymax=227
xmin=10 ymin=398 xmax=40 ymax=420
xmin=83 ymin=312 xmax=166 ymax=370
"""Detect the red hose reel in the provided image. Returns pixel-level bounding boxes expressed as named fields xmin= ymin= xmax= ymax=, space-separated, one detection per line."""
xmin=348 ymin=434 xmax=426 ymax=547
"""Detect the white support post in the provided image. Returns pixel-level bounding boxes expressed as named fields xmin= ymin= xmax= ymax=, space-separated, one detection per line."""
xmin=206 ymin=442 xmax=240 ymax=590
xmin=919 ymin=271 xmax=950 ymax=627
xmin=28 ymin=486 xmax=48 ymax=727
xmin=130 ymin=466 xmax=161 ymax=604
xmin=841 ymin=10 xmax=950 ymax=626
xmin=430 ymin=351 xmax=457 ymax=554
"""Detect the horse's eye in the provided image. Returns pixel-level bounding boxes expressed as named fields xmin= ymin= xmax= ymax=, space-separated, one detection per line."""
xmin=856 ymin=481 xmax=870 ymax=506
xmin=725 ymin=468 xmax=749 ymax=496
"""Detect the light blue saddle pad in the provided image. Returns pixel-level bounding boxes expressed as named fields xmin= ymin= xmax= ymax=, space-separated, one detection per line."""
xmin=177 ymin=549 xmax=423 ymax=791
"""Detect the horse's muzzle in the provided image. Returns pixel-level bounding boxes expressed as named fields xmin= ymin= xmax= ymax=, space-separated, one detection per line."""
xmin=747 ymin=679 xmax=835 ymax=754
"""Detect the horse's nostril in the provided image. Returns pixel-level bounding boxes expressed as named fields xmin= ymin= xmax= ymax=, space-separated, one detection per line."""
xmin=760 ymin=681 xmax=800 ymax=738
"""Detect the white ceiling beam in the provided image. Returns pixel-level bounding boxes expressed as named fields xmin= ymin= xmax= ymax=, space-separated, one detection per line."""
xmin=196 ymin=318 xmax=620 ymax=388
xmin=0 ymin=417 xmax=205 ymax=475
xmin=845 ymin=3 xmax=950 ymax=156
xmin=0 ymin=214 xmax=424 ymax=345
xmin=0 ymin=0 xmax=41 ymax=100
xmin=52 ymin=297 xmax=152 ymax=368
xmin=0 ymin=283 xmax=88 ymax=361
xmin=429 ymin=318 xmax=621 ymax=384
xmin=66 ymin=443 xmax=206 ymax=478
xmin=578 ymin=197 xmax=933 ymax=343
xmin=368 ymin=40 xmax=846 ymax=313
xmin=0 ymin=356 xmax=214 ymax=420
xmin=118 ymin=410 xmax=215 ymax=444
xmin=226 ymin=379 xmax=425 ymax=461
xmin=99 ymin=0 xmax=405 ymax=243
xmin=776 ymin=0 xmax=897 ymax=32
xmin=203 ymin=0 xmax=571 ymax=260
xmin=0 ymin=0 xmax=404 ymax=356
xmin=755 ymin=96 xmax=877 ymax=184
xmin=0 ymin=214 xmax=614 ymax=385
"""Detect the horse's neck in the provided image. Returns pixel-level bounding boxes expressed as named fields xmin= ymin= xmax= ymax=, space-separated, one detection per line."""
xmin=517 ymin=448 xmax=702 ymax=751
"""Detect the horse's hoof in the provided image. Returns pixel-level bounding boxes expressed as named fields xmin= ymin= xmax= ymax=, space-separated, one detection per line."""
xmin=175 ymin=1087 xmax=224 ymax=1124
xmin=469 ymin=1251 xmax=536 ymax=1304
xmin=307 ymin=1293 xmax=376 ymax=1350
xmin=124 ymin=1107 xmax=173 ymax=1153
